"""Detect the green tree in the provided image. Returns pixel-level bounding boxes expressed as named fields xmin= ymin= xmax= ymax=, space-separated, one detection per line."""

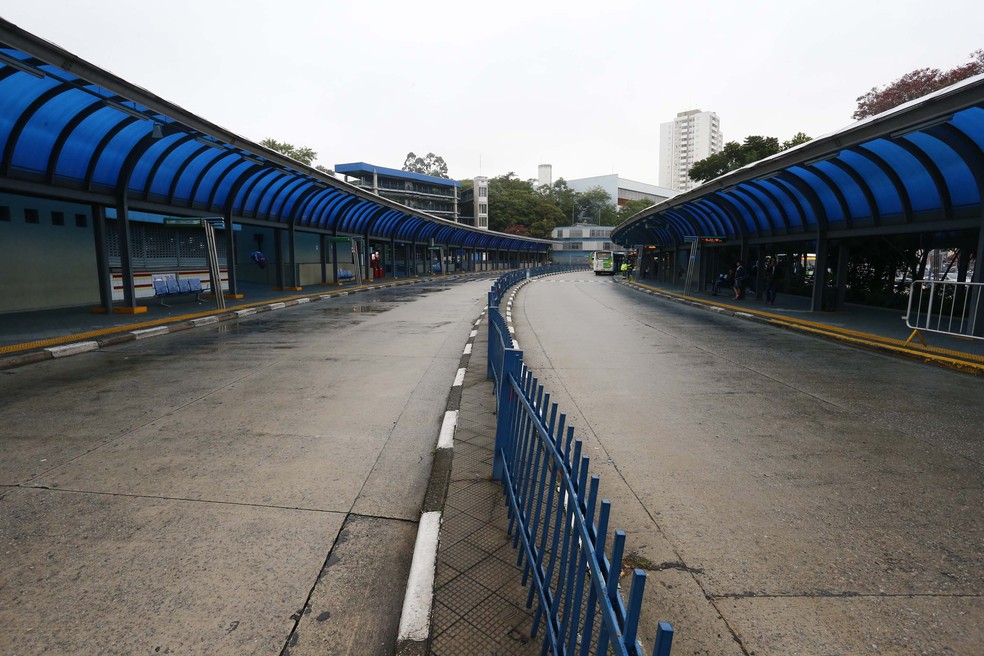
xmin=260 ymin=138 xmax=332 ymax=174
xmin=688 ymin=133 xmax=813 ymax=183
xmin=853 ymin=49 xmax=984 ymax=119
xmin=403 ymin=152 xmax=450 ymax=179
xmin=541 ymin=178 xmax=578 ymax=224
xmin=260 ymin=138 xmax=317 ymax=166
xmin=575 ymin=186 xmax=618 ymax=225
xmin=616 ymin=198 xmax=656 ymax=226
xmin=487 ymin=173 xmax=538 ymax=233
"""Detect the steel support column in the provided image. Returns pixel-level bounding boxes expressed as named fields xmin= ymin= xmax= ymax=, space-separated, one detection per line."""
xmin=91 ymin=203 xmax=113 ymax=313
xmin=115 ymin=193 xmax=137 ymax=309
xmin=224 ymin=206 xmax=238 ymax=297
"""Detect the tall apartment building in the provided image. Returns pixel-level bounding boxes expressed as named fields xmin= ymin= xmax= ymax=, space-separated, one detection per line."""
xmin=659 ymin=109 xmax=723 ymax=192
xmin=459 ymin=176 xmax=490 ymax=229
xmin=538 ymin=164 xmax=553 ymax=187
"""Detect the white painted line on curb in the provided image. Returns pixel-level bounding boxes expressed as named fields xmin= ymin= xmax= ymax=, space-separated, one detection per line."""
xmin=397 ymin=511 xmax=442 ymax=642
xmin=508 ymin=326 xmax=515 ymax=335
xmin=190 ymin=316 xmax=219 ymax=327
xmin=131 ymin=326 xmax=170 ymax=339
xmin=469 ymin=329 xmax=478 ymax=338
xmin=235 ymin=308 xmax=257 ymax=317
xmin=736 ymin=312 xmax=754 ymax=319
xmin=46 ymin=341 xmax=99 ymax=358
xmin=295 ymin=297 xmax=311 ymax=304
xmin=474 ymin=319 xmax=482 ymax=326
xmin=453 ymin=368 xmax=466 ymax=387
xmin=438 ymin=410 xmax=458 ymax=450
xmin=513 ymin=340 xmax=520 ymax=349
xmin=463 ymin=343 xmax=473 ymax=355
xmin=266 ymin=302 xmax=286 ymax=310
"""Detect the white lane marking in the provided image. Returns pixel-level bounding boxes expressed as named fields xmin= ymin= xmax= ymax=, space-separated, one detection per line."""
xmin=438 ymin=410 xmax=458 ymax=450
xmin=46 ymin=342 xmax=99 ymax=358
xmin=463 ymin=343 xmax=473 ymax=355
xmin=453 ymin=368 xmax=466 ymax=387
xmin=131 ymin=326 xmax=169 ymax=339
xmin=397 ymin=511 xmax=442 ymax=642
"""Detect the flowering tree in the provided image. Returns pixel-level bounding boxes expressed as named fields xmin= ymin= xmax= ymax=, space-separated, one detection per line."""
xmin=853 ymin=49 xmax=984 ymax=119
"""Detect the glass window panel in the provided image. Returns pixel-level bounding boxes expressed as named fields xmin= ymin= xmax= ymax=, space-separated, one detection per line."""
xmin=732 ymin=187 xmax=772 ymax=232
xmin=12 ymin=90 xmax=96 ymax=173
xmin=256 ymin=175 xmax=297 ymax=217
xmin=859 ymin=139 xmax=939 ymax=213
xmin=91 ymin=121 xmax=148 ymax=188
xmin=146 ymin=139 xmax=207 ymax=198
xmin=276 ymin=181 xmax=310 ymax=221
xmin=787 ymin=167 xmax=844 ymax=224
xmin=757 ymin=180 xmax=804 ymax=229
xmin=213 ymin=162 xmax=257 ymax=209
xmin=837 ymin=150 xmax=903 ymax=217
xmin=193 ymin=155 xmax=239 ymax=204
xmin=740 ymin=182 xmax=790 ymax=230
xmin=171 ymin=149 xmax=225 ymax=203
xmin=238 ymin=170 xmax=280 ymax=214
xmin=54 ymin=109 xmax=125 ymax=181
xmin=771 ymin=177 xmax=818 ymax=229
xmin=812 ymin=161 xmax=871 ymax=219
xmin=950 ymin=107 xmax=984 ymax=152
xmin=128 ymin=134 xmax=182 ymax=192
xmin=0 ymin=76 xmax=59 ymax=154
xmin=904 ymin=132 xmax=979 ymax=208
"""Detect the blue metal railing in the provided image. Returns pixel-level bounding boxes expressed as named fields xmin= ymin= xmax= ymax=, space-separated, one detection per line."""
xmin=486 ymin=266 xmax=673 ymax=656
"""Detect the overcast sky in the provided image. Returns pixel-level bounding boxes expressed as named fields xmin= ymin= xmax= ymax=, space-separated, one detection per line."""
xmin=4 ymin=1 xmax=983 ymax=186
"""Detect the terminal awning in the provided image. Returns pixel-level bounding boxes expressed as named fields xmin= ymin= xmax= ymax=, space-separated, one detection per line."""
xmin=0 ymin=18 xmax=552 ymax=253
xmin=614 ymin=75 xmax=984 ymax=247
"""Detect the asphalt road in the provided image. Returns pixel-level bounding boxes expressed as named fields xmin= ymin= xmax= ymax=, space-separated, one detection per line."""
xmin=509 ymin=273 xmax=984 ymax=655
xmin=0 ymin=278 xmax=490 ymax=655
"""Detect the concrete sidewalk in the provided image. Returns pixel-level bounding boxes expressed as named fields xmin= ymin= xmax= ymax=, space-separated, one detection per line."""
xmin=622 ymin=277 xmax=984 ymax=374
xmin=429 ymin=320 xmax=541 ymax=655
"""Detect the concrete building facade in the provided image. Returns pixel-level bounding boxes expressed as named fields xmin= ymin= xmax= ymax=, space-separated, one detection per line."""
xmin=550 ymin=223 xmax=617 ymax=265
xmin=458 ymin=176 xmax=490 ymax=230
xmin=659 ymin=109 xmax=723 ymax=192
xmin=335 ymin=162 xmax=460 ymax=221
xmin=564 ymin=174 xmax=676 ymax=208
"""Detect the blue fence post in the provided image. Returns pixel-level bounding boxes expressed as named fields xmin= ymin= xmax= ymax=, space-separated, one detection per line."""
xmin=654 ymin=621 xmax=675 ymax=656
xmin=492 ymin=348 xmax=523 ymax=481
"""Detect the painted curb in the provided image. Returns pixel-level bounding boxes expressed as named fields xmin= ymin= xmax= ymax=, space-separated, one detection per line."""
xmin=394 ymin=306 xmax=485 ymax=654
xmin=618 ymin=278 xmax=984 ymax=376
xmin=0 ymin=272 xmax=498 ymax=372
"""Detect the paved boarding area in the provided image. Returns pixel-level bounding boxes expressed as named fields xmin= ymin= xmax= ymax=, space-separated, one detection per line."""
xmin=0 ymin=275 xmax=497 ymax=654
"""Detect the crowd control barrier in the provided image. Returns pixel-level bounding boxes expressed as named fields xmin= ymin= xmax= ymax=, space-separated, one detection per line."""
xmin=905 ymin=280 xmax=984 ymax=343
xmin=487 ymin=267 xmax=673 ymax=656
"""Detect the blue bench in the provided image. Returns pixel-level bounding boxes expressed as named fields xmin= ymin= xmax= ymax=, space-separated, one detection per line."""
xmin=153 ymin=277 xmax=204 ymax=307
xmin=337 ymin=269 xmax=354 ymax=282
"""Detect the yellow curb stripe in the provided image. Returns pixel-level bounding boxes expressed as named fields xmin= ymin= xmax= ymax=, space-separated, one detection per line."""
xmin=0 ymin=276 xmax=452 ymax=357
xmin=630 ymin=281 xmax=984 ymax=373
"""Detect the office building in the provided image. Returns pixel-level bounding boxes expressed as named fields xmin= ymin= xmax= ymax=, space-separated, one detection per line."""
xmin=550 ymin=224 xmax=616 ymax=265
xmin=659 ymin=109 xmax=723 ymax=192
xmin=458 ymin=176 xmax=490 ymax=230
xmin=538 ymin=164 xmax=553 ymax=187
xmin=565 ymin=174 xmax=676 ymax=209
xmin=335 ymin=162 xmax=460 ymax=221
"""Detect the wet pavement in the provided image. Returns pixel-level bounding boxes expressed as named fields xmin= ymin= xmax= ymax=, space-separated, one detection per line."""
xmin=0 ymin=270 xmax=980 ymax=654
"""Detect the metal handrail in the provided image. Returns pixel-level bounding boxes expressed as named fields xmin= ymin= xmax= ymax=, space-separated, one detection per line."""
xmin=485 ymin=266 xmax=673 ymax=656
xmin=904 ymin=279 xmax=984 ymax=341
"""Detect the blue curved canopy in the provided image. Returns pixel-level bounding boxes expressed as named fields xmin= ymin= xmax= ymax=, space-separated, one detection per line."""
xmin=0 ymin=18 xmax=552 ymax=253
xmin=614 ymin=76 xmax=984 ymax=248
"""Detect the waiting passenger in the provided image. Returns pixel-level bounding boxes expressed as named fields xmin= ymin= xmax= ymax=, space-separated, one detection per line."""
xmin=711 ymin=269 xmax=733 ymax=295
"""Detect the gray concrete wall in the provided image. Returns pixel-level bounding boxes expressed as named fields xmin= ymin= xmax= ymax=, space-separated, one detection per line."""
xmin=0 ymin=193 xmax=97 ymax=314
